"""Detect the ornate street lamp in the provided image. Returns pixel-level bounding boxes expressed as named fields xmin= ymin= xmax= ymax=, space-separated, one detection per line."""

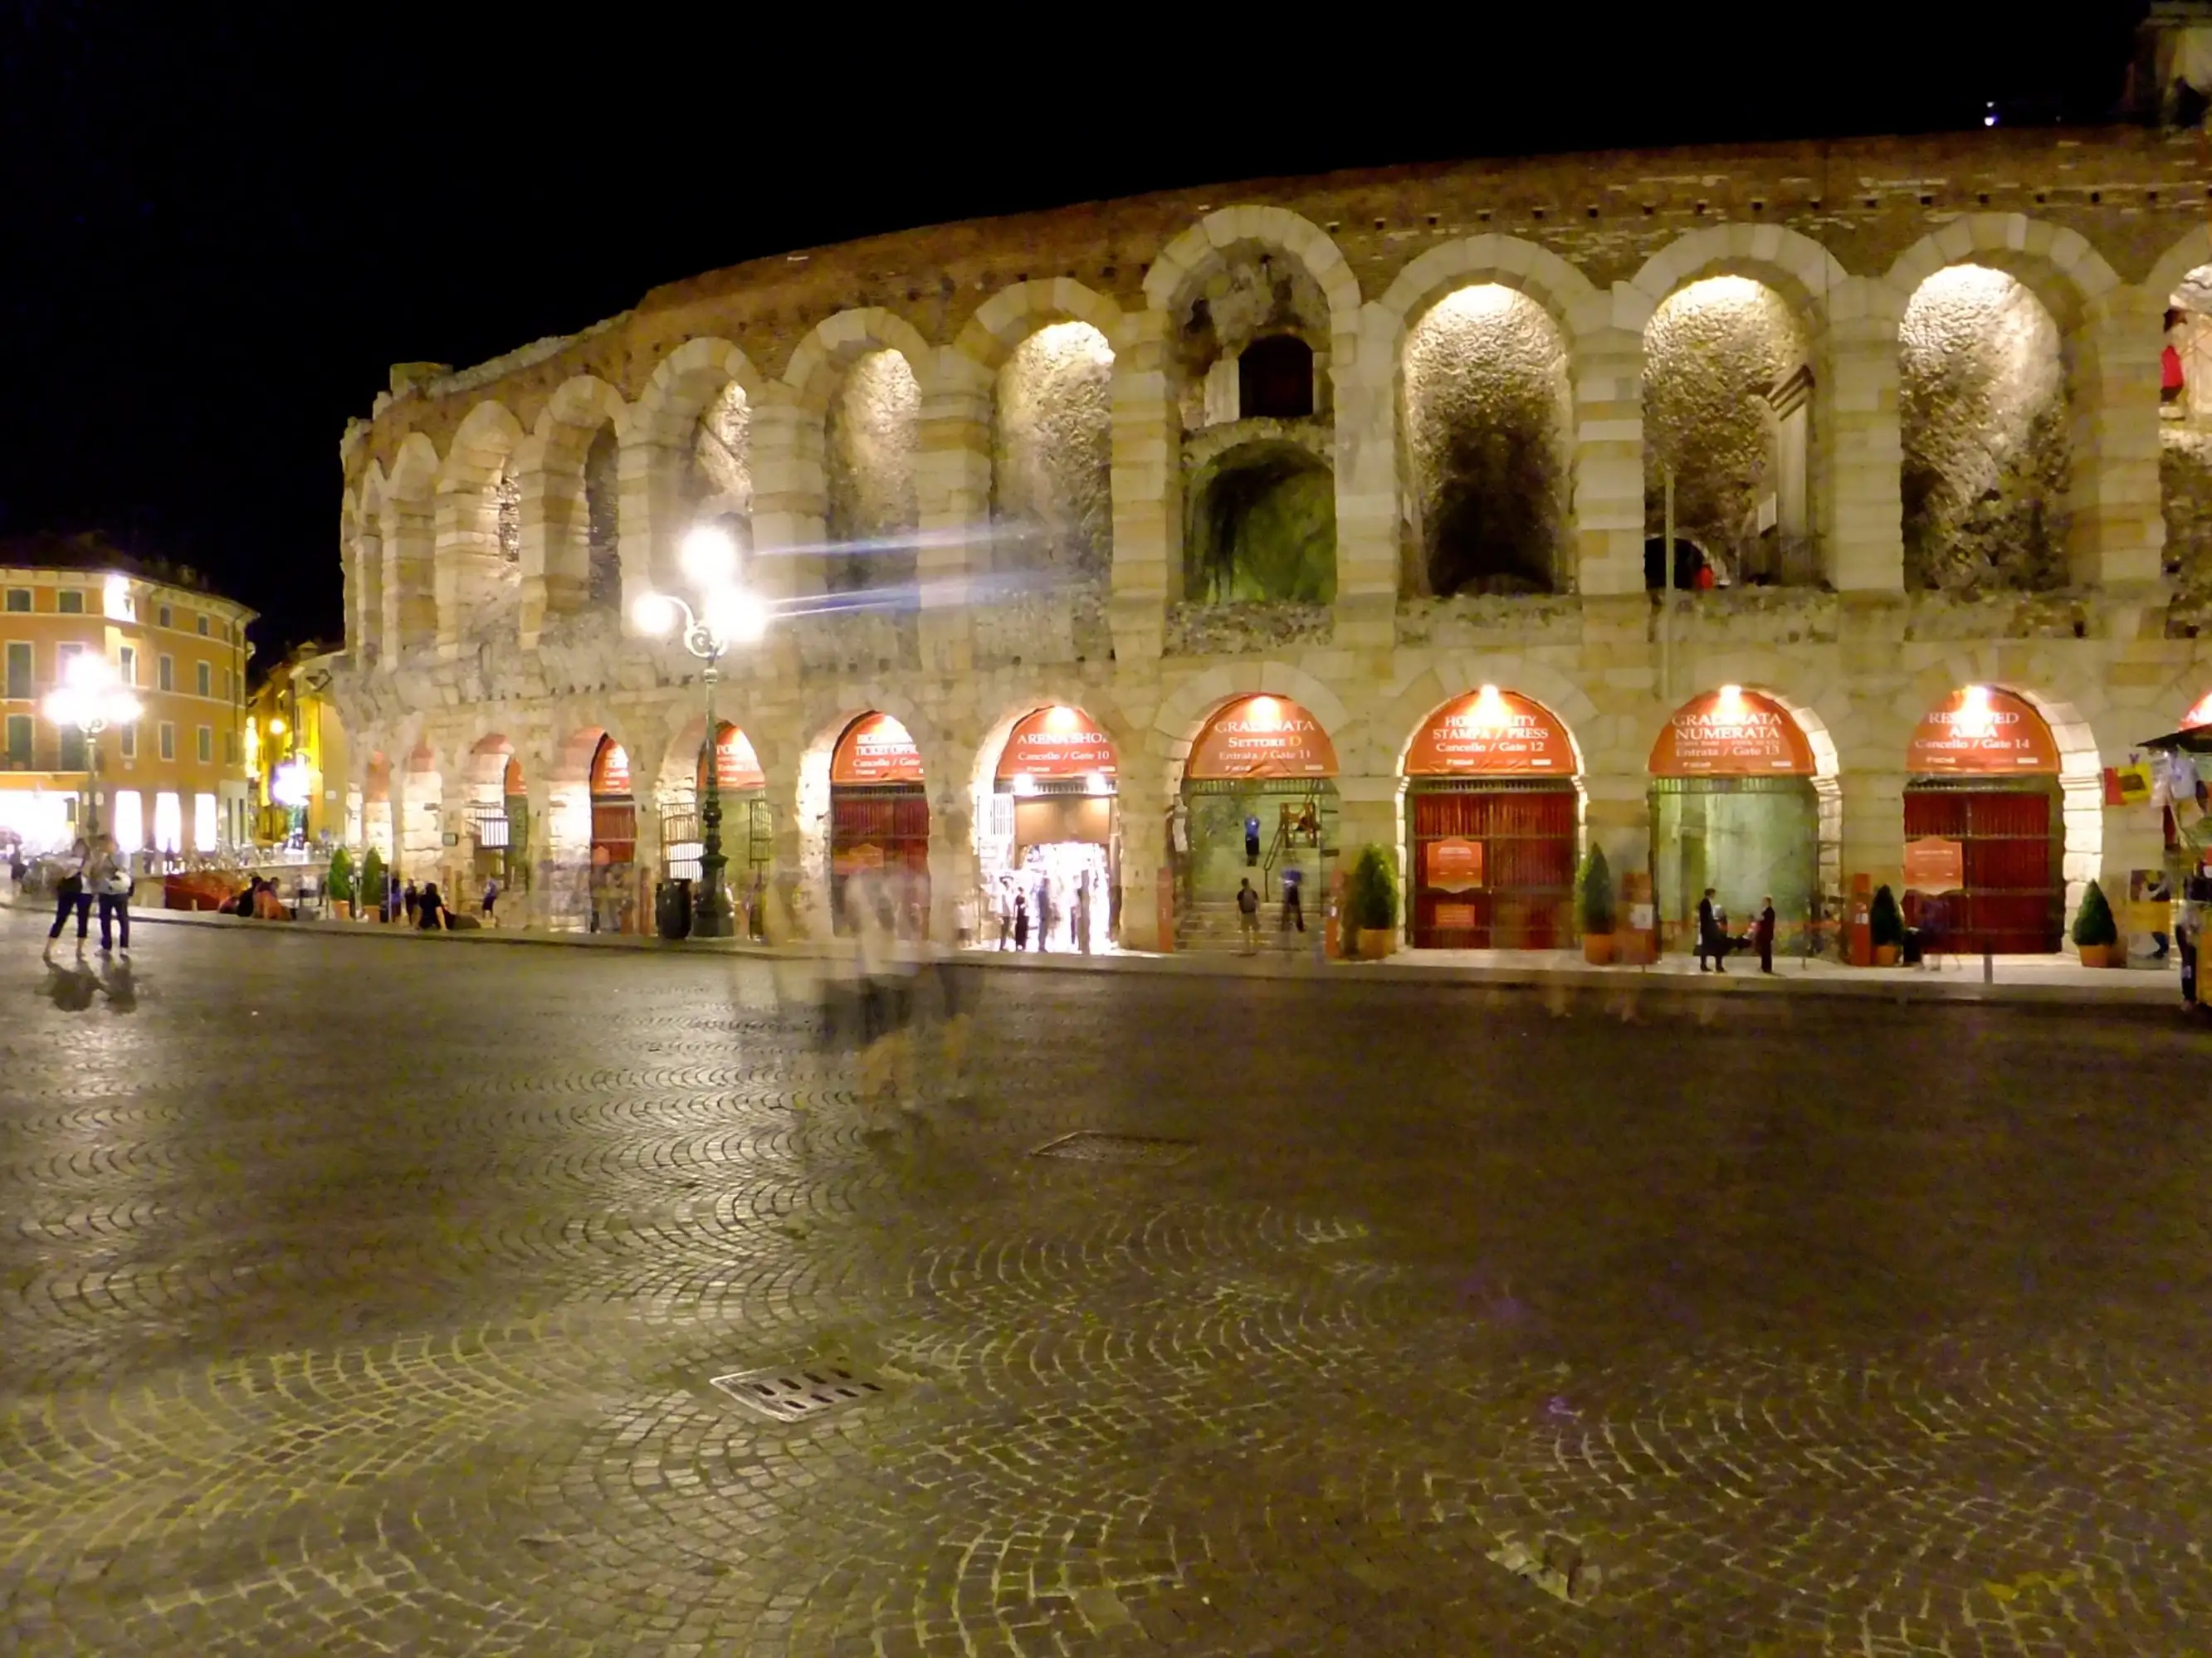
xmin=42 ymin=653 xmax=143 ymax=841
xmin=632 ymin=525 xmax=769 ymax=938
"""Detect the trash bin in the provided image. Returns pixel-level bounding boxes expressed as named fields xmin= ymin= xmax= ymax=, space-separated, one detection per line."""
xmin=1902 ymin=927 xmax=1923 ymax=967
xmin=655 ymin=879 xmax=692 ymax=940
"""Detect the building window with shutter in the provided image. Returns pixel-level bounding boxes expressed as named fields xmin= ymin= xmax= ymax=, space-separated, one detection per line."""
xmin=198 ymin=726 xmax=212 ymax=763
xmin=196 ymin=661 xmax=211 ymax=697
xmin=159 ymin=723 xmax=174 ymax=761
xmin=159 ymin=656 xmax=173 ymax=691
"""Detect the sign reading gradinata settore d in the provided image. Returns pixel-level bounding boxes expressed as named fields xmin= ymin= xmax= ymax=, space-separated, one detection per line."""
xmin=830 ymin=712 xmax=924 ymax=786
xmin=997 ymin=706 xmax=1118 ymax=783
xmin=1405 ymin=690 xmax=1575 ymax=776
xmin=1648 ymin=690 xmax=1814 ymax=777
xmin=1185 ymin=695 xmax=1339 ymax=781
xmin=1905 ymin=688 xmax=2059 ymax=775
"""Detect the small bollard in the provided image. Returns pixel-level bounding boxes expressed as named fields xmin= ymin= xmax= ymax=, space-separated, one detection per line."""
xmin=1983 ymin=946 xmax=1994 ymax=984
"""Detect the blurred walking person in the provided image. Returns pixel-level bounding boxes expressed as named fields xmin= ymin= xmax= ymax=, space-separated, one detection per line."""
xmin=1237 ymin=878 xmax=1261 ymax=953
xmin=1754 ymin=894 xmax=1775 ymax=974
xmin=86 ymin=835 xmax=131 ymax=955
xmin=42 ymin=836 xmax=90 ymax=959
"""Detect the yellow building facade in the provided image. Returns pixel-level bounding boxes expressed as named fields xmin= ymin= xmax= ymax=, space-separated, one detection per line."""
xmin=0 ymin=535 xmax=255 ymax=856
xmin=246 ymin=645 xmax=349 ymax=846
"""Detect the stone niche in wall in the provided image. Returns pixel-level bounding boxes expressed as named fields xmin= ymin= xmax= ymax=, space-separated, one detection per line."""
xmin=1181 ymin=427 xmax=1336 ymax=605
xmin=825 ymin=349 xmax=919 ymax=595
xmin=1643 ymin=276 xmax=1810 ymax=587
xmin=992 ymin=322 xmax=1112 ymax=583
xmin=1401 ymin=284 xmax=1571 ymax=597
xmin=1900 ymin=265 xmax=2069 ymax=592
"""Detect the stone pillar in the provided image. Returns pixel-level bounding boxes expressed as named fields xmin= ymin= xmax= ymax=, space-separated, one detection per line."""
xmin=914 ymin=349 xmax=989 ymax=675
xmin=349 ymin=522 xmax=383 ymax=664
xmin=380 ymin=497 xmax=436 ymax=656
xmin=1333 ymin=309 xmax=1399 ymax=648
xmin=521 ymin=769 xmax=555 ymax=930
xmin=433 ymin=488 xmax=505 ymax=658
xmin=1115 ymin=768 xmax=1168 ymax=951
xmin=926 ymin=782 xmax=974 ymax=948
xmin=1336 ymin=774 xmax=1399 ymax=935
xmin=2068 ymin=285 xmax=2166 ymax=589
xmin=1108 ymin=311 xmax=1178 ymax=661
xmin=1839 ymin=768 xmax=1905 ymax=900
xmin=618 ymin=430 xmax=685 ymax=633
xmin=1582 ymin=771 xmax=1652 ymax=878
xmin=1815 ymin=278 xmax=1906 ymax=592
xmin=1567 ymin=286 xmax=1649 ymax=596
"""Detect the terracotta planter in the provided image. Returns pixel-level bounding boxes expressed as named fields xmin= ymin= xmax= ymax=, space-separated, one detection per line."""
xmin=333 ymin=900 xmax=352 ymax=920
xmin=2078 ymin=943 xmax=2117 ymax=968
xmin=1873 ymin=944 xmax=1901 ymax=967
xmin=1582 ymin=932 xmax=1617 ymax=965
xmin=1357 ymin=927 xmax=1396 ymax=960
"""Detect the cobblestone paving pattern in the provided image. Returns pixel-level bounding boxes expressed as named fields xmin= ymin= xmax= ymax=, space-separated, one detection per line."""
xmin=2 ymin=914 xmax=2210 ymax=1655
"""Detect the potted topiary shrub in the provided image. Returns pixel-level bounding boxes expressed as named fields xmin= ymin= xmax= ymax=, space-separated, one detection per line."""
xmin=327 ymin=846 xmax=354 ymax=921
xmin=1578 ymin=845 xmax=1616 ymax=964
xmin=360 ymin=846 xmax=387 ymax=923
xmin=1347 ymin=844 xmax=1398 ymax=959
xmin=2073 ymin=878 xmax=2121 ymax=968
xmin=1869 ymin=883 xmax=1904 ymax=967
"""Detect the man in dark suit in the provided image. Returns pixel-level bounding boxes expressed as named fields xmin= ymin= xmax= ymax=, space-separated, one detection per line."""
xmin=1697 ymin=887 xmax=1724 ymax=972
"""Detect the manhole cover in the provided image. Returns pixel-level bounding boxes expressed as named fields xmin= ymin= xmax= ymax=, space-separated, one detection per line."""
xmin=709 ymin=1365 xmax=886 ymax=1423
xmin=1030 ymin=1130 xmax=1197 ymax=1166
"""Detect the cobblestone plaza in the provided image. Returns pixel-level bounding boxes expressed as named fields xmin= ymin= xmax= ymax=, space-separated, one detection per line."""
xmin=2 ymin=915 xmax=2209 ymax=1654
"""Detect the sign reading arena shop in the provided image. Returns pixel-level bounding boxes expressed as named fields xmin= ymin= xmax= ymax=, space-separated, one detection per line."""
xmin=1648 ymin=689 xmax=1815 ymax=777
xmin=697 ymin=723 xmax=766 ymax=792
xmin=997 ymin=705 xmax=1118 ymax=783
xmin=830 ymin=712 xmax=925 ymax=785
xmin=1905 ymin=688 xmax=2059 ymax=775
xmin=590 ymin=735 xmax=632 ymax=797
xmin=1405 ymin=689 xmax=1575 ymax=775
xmin=1185 ymin=695 xmax=1339 ymax=780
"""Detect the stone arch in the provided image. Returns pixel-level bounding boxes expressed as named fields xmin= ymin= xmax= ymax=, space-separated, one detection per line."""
xmin=632 ymin=337 xmax=769 ymax=449
xmin=435 ymin=401 xmax=527 ymax=651
xmin=955 ymin=278 xmax=1126 ymax=373
xmin=2147 ymin=223 xmax=2212 ymax=313
xmin=1183 ymin=436 xmax=1336 ymax=602
xmin=351 ymin=466 xmax=386 ymax=659
xmin=627 ymin=339 xmax=769 ymax=608
xmin=1378 ymin=235 xmax=1598 ymax=346
xmin=780 ymin=307 xmax=935 ymax=413
xmin=780 ymin=311 xmax=929 ymax=595
xmin=396 ymin=738 xmax=444 ymax=878
xmin=1144 ymin=207 xmax=1361 ymax=345
xmin=526 ymin=374 xmax=631 ymax=626
xmin=1631 ymin=225 xmax=1852 ymax=323
xmin=1883 ymin=214 xmax=2118 ymax=334
xmin=795 ymin=692 xmax=946 ymax=939
xmin=379 ymin=434 xmax=442 ymax=654
xmin=1145 ymin=661 xmax=1352 ymax=800
xmin=1376 ymin=659 xmax=1597 ymax=780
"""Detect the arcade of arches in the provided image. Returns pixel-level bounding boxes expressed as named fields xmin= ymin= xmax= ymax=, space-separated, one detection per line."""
xmin=335 ymin=126 xmax=2212 ymax=953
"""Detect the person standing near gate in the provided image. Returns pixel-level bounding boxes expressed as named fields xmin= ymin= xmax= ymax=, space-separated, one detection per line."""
xmin=1013 ymin=890 xmax=1029 ymax=952
xmin=1237 ymin=877 xmax=1261 ymax=954
xmin=481 ymin=875 xmax=499 ymax=924
xmin=1280 ymin=868 xmax=1305 ymax=945
xmin=1755 ymin=895 xmax=1776 ymax=974
xmin=1697 ymin=887 xmax=1725 ymax=973
xmin=1072 ymin=876 xmax=1092 ymax=956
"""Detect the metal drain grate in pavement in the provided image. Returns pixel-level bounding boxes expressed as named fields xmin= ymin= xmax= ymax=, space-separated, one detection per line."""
xmin=709 ymin=1365 xmax=886 ymax=1423
xmin=1031 ymin=1130 xmax=1197 ymax=1166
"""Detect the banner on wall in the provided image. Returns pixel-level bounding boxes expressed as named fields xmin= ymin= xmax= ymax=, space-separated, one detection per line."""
xmin=1425 ymin=837 xmax=1485 ymax=891
xmin=998 ymin=706 xmax=1117 ymax=783
xmin=1648 ymin=689 xmax=1815 ymax=777
xmin=1185 ymin=695 xmax=1339 ymax=781
xmin=699 ymin=724 xmax=766 ymax=792
xmin=1906 ymin=688 xmax=2060 ymax=774
xmin=1404 ymin=690 xmax=1575 ymax=776
xmin=2102 ymin=763 xmax=2154 ymax=807
xmin=590 ymin=737 xmax=631 ymax=797
xmin=831 ymin=713 xmax=924 ymax=786
xmin=1902 ymin=836 xmax=1964 ymax=891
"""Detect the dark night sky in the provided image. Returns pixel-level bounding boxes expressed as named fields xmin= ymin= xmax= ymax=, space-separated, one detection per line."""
xmin=0 ymin=7 xmax=2153 ymax=664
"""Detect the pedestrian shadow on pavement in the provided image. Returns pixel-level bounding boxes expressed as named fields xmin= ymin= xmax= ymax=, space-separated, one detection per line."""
xmin=37 ymin=955 xmax=137 ymax=1013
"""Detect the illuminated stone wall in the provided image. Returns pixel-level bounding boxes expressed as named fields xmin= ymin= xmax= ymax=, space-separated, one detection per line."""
xmin=1402 ymin=285 xmax=1570 ymax=595
xmin=691 ymin=382 xmax=751 ymax=516
xmin=1642 ymin=277 xmax=1805 ymax=573
xmin=992 ymin=322 xmax=1111 ymax=581
xmin=583 ymin=425 xmax=619 ymax=607
xmin=2162 ymin=427 xmax=2212 ymax=604
xmin=1173 ymin=250 xmax=1331 ymax=430
xmin=824 ymin=349 xmax=918 ymax=593
xmin=1900 ymin=265 xmax=2069 ymax=591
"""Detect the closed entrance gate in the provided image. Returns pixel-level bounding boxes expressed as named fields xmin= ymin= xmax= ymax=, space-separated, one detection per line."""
xmin=1408 ymin=781 xmax=1577 ymax=948
xmin=1902 ymin=781 xmax=2063 ymax=953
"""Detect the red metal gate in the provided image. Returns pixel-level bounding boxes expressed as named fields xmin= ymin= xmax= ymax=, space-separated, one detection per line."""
xmin=1409 ymin=783 xmax=1577 ymax=948
xmin=1901 ymin=784 xmax=2063 ymax=953
xmin=830 ymin=784 xmax=930 ymax=932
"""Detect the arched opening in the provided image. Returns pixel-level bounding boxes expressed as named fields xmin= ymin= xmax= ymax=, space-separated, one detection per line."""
xmin=583 ymin=424 xmax=621 ymax=608
xmin=1643 ymin=276 xmax=1814 ymax=589
xmin=466 ymin=736 xmax=526 ymax=900
xmin=1648 ymin=688 xmax=1824 ymax=955
xmin=992 ymin=323 xmax=1113 ymax=581
xmin=1402 ymin=285 xmax=1571 ymax=597
xmin=981 ymin=705 xmax=1119 ymax=953
xmin=586 ymin=734 xmax=639 ymax=934
xmin=1238 ymin=335 xmax=1315 ymax=420
xmin=659 ymin=718 xmax=770 ymax=939
xmin=2161 ymin=265 xmax=2212 ymax=595
xmin=828 ymin=712 xmax=929 ymax=934
xmin=1171 ymin=694 xmax=1338 ymax=951
xmin=691 ymin=381 xmax=752 ymax=525
xmin=1900 ymin=265 xmax=2069 ymax=591
xmin=1185 ymin=441 xmax=1336 ymax=603
xmin=1902 ymin=686 xmax=2065 ymax=953
xmin=1402 ymin=689 xmax=1580 ymax=948
xmin=825 ymin=349 xmax=920 ymax=595
xmin=399 ymin=743 xmax=442 ymax=885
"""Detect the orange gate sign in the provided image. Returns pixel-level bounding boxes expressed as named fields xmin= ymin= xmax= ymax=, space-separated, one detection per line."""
xmin=1426 ymin=837 xmax=1484 ymax=891
xmin=1902 ymin=836 xmax=1964 ymax=892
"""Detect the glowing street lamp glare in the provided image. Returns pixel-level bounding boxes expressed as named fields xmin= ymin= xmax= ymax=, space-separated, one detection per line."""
xmin=680 ymin=524 xmax=740 ymax=587
xmin=633 ymin=593 xmax=679 ymax=636
xmin=705 ymin=588 xmax=769 ymax=646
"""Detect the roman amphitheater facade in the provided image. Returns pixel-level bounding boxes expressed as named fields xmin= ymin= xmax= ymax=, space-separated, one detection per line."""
xmin=330 ymin=128 xmax=2212 ymax=951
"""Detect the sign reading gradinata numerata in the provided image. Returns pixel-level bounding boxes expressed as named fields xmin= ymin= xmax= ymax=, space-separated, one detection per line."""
xmin=1648 ymin=690 xmax=1815 ymax=777
xmin=1185 ymin=695 xmax=1340 ymax=780
xmin=997 ymin=706 xmax=1118 ymax=783
xmin=830 ymin=712 xmax=925 ymax=785
xmin=1905 ymin=688 xmax=2059 ymax=775
xmin=1405 ymin=690 xmax=1575 ymax=776
xmin=590 ymin=736 xmax=632 ymax=797
xmin=696 ymin=723 xmax=766 ymax=792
